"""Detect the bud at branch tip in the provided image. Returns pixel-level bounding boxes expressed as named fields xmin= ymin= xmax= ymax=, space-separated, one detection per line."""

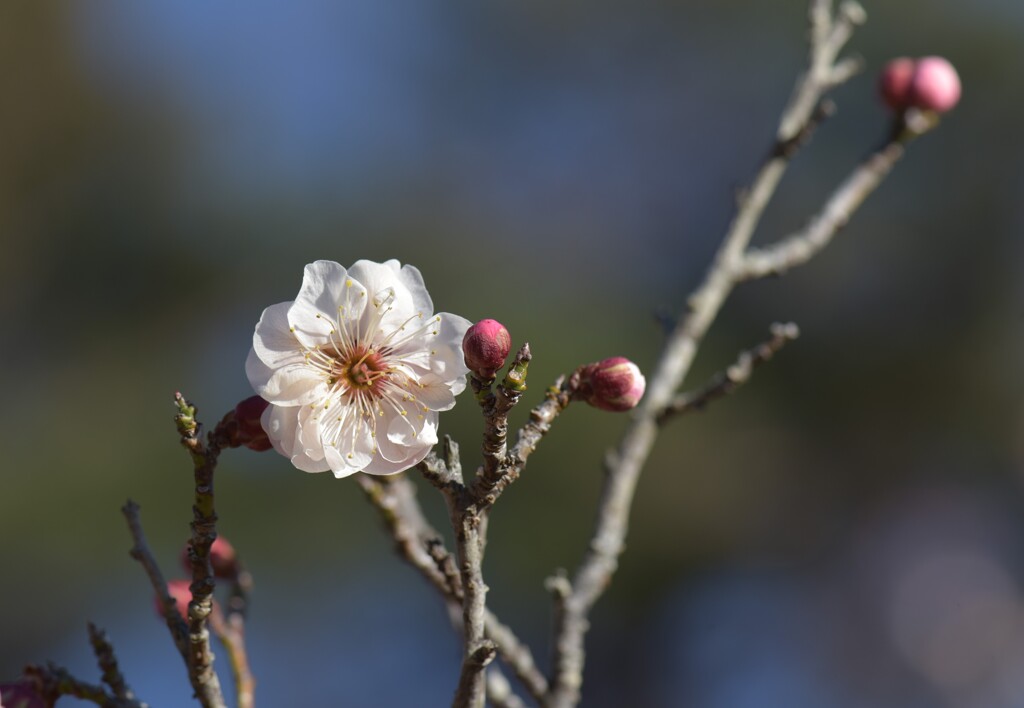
xmin=463 ymin=319 xmax=512 ymax=380
xmin=879 ymin=56 xmax=960 ymax=114
xmin=575 ymin=357 xmax=646 ymax=412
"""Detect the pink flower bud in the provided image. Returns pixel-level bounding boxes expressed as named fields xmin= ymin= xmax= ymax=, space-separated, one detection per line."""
xmin=577 ymin=357 xmax=646 ymax=412
xmin=156 ymin=579 xmax=192 ymax=620
xmin=0 ymin=681 xmax=47 ymax=708
xmin=463 ymin=319 xmax=512 ymax=379
xmin=181 ymin=536 xmax=239 ymax=580
xmin=878 ymin=57 xmax=915 ymax=111
xmin=220 ymin=396 xmax=272 ymax=451
xmin=909 ymin=56 xmax=961 ymax=113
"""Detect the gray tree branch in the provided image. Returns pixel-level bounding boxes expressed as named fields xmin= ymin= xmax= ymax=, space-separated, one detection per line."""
xmin=542 ymin=2 xmax=920 ymax=705
xmin=357 ymin=472 xmax=548 ymax=705
xmin=657 ymin=322 xmax=800 ymax=423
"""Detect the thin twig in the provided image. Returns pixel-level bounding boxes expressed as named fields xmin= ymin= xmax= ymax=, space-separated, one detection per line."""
xmin=485 ymin=668 xmax=527 ymax=708
xmin=210 ymin=567 xmax=255 ymax=708
xmin=173 ymin=393 xmax=228 ymax=708
xmin=470 ymin=344 xmax=532 ymax=506
xmin=87 ymin=623 xmax=136 ymax=702
xmin=23 ymin=663 xmax=145 ymax=708
xmin=736 ymin=140 xmax=907 ymax=279
xmin=356 ymin=473 xmax=549 ymax=704
xmin=505 ymin=376 xmax=577 ymax=488
xmin=657 ymin=322 xmax=800 ymax=423
xmin=122 ymin=500 xmax=188 ymax=656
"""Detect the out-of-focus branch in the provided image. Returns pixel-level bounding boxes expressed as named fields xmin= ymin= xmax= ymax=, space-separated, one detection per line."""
xmin=122 ymin=500 xmax=188 ymax=656
xmin=87 ymin=623 xmax=136 ymax=703
xmin=485 ymin=668 xmax=527 ymax=708
xmin=736 ymin=140 xmax=906 ymax=279
xmin=657 ymin=322 xmax=800 ymax=423
xmin=23 ymin=662 xmax=145 ymax=708
xmin=356 ymin=472 xmax=453 ymax=594
xmin=210 ymin=566 xmax=255 ymax=708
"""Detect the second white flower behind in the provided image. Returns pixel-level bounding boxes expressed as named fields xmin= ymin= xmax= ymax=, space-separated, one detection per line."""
xmin=246 ymin=259 xmax=471 ymax=478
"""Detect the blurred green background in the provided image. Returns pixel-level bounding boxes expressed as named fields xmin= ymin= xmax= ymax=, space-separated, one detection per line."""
xmin=2 ymin=1 xmax=1023 ymax=706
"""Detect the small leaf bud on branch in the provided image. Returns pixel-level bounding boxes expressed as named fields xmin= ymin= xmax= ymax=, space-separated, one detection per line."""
xmin=574 ymin=357 xmax=646 ymax=412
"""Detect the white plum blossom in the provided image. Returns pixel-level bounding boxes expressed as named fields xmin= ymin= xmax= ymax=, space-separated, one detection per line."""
xmin=246 ymin=259 xmax=471 ymax=478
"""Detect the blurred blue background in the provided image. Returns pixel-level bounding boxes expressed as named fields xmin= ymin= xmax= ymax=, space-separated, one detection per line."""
xmin=2 ymin=1 xmax=1023 ymax=706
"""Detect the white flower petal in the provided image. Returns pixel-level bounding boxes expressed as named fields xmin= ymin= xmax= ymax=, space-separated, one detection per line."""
xmin=362 ymin=442 xmax=431 ymax=475
xmin=385 ymin=407 xmax=437 ymax=447
xmin=376 ymin=411 xmax=437 ymax=462
xmin=295 ymin=261 xmax=351 ymax=322
xmin=395 ymin=263 xmax=434 ymax=318
xmin=412 ymin=374 xmax=458 ymax=412
xmin=252 ymin=302 xmax=306 ymax=369
xmin=247 ymin=347 xmax=326 ymax=406
xmin=289 ymin=261 xmax=370 ymax=349
xmin=261 ymin=404 xmax=330 ymax=473
xmin=349 ymin=259 xmax=419 ymax=329
xmin=297 ymin=405 xmax=328 ymax=462
xmin=319 ymin=403 xmax=376 ymax=477
xmin=324 ymin=437 xmax=374 ymax=478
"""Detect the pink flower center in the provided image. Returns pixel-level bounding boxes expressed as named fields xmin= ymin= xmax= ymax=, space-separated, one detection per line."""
xmin=332 ymin=345 xmax=389 ymax=397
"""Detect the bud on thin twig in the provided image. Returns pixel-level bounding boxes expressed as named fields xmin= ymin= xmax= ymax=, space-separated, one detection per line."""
xmin=879 ymin=56 xmax=961 ymax=114
xmin=0 ymin=680 xmax=47 ymax=708
xmin=181 ymin=536 xmax=239 ymax=580
xmin=157 ymin=579 xmax=193 ymax=621
xmin=463 ymin=319 xmax=512 ymax=379
xmin=908 ymin=56 xmax=961 ymax=113
xmin=878 ymin=57 xmax=915 ymax=111
xmin=219 ymin=396 xmax=272 ymax=451
xmin=576 ymin=357 xmax=646 ymax=412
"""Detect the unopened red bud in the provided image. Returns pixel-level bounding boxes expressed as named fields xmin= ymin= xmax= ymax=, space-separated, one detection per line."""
xmin=181 ymin=536 xmax=239 ymax=580
xmin=909 ymin=56 xmax=961 ymax=113
xmin=879 ymin=57 xmax=915 ymax=111
xmin=0 ymin=680 xmax=47 ymax=708
xmin=577 ymin=357 xmax=646 ymax=412
xmin=221 ymin=396 xmax=271 ymax=451
xmin=463 ymin=319 xmax=512 ymax=379
xmin=156 ymin=579 xmax=192 ymax=620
